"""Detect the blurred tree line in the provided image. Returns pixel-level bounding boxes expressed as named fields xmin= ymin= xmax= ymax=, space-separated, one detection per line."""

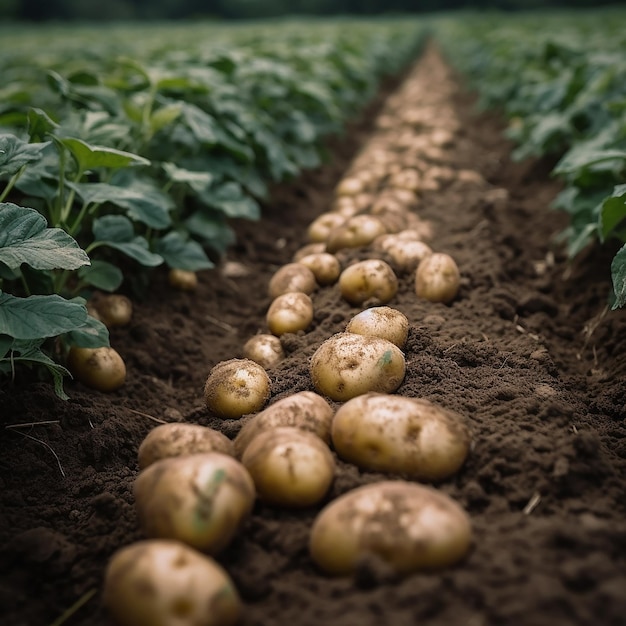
xmin=1 ymin=0 xmax=616 ymax=21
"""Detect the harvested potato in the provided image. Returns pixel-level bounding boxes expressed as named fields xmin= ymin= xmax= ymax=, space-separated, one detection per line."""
xmin=331 ymin=393 xmax=471 ymax=481
xmin=242 ymin=334 xmax=285 ymax=369
xmin=325 ymin=215 xmax=387 ymax=253
xmin=103 ymin=539 xmax=242 ymax=626
xmin=93 ymin=294 xmax=133 ymax=328
xmin=309 ymin=480 xmax=472 ymax=575
xmin=336 ymin=176 xmax=364 ymax=197
xmin=307 ymin=212 xmax=345 ymax=243
xmin=292 ymin=242 xmax=326 ymax=261
xmin=297 ymin=252 xmax=341 ymax=286
xmin=310 ymin=332 xmax=405 ymax=402
xmin=268 ymin=263 xmax=317 ymax=299
xmin=168 ymin=268 xmax=198 ymax=291
xmin=415 ymin=252 xmax=460 ymax=304
xmin=345 ymin=306 xmax=409 ymax=348
xmin=242 ymin=427 xmax=335 ymax=507
xmin=137 ymin=423 xmax=235 ymax=470
xmin=386 ymin=239 xmax=433 ymax=274
xmin=266 ymin=292 xmax=314 ymax=336
xmin=339 ymin=259 xmax=398 ymax=306
xmin=134 ymin=452 xmax=255 ymax=553
xmin=204 ymin=358 xmax=271 ymax=419
xmin=234 ymin=390 xmax=334 ymax=458
xmin=67 ymin=346 xmax=126 ymax=392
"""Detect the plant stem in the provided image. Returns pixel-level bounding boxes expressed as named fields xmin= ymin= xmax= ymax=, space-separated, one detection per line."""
xmin=0 ymin=165 xmax=26 ymax=203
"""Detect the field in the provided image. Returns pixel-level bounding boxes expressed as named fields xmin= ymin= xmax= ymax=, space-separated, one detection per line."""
xmin=1 ymin=12 xmax=625 ymax=626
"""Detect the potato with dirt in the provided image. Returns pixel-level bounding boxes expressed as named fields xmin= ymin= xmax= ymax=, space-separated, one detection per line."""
xmin=67 ymin=346 xmax=126 ymax=392
xmin=134 ymin=452 xmax=255 ymax=554
xmin=91 ymin=294 xmax=133 ymax=328
xmin=266 ymin=291 xmax=314 ymax=336
xmin=331 ymin=393 xmax=471 ymax=481
xmin=242 ymin=333 xmax=285 ymax=369
xmin=310 ymin=332 xmax=405 ymax=401
xmin=415 ymin=252 xmax=461 ymax=303
xmin=103 ymin=539 xmax=242 ymax=626
xmin=345 ymin=306 xmax=409 ymax=348
xmin=339 ymin=259 xmax=398 ymax=306
xmin=309 ymin=481 xmax=472 ymax=576
xmin=268 ymin=262 xmax=317 ymax=298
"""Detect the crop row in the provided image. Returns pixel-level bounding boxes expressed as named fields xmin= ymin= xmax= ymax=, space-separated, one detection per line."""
xmin=434 ymin=9 xmax=626 ymax=308
xmin=0 ymin=19 xmax=426 ymax=395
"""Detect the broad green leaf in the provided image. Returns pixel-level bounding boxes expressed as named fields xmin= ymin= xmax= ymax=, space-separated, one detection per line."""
xmin=611 ymin=245 xmax=626 ymax=309
xmin=154 ymin=231 xmax=214 ymax=271
xmin=64 ymin=313 xmax=110 ymax=348
xmin=59 ymin=137 xmax=150 ymax=170
xmin=27 ymin=108 xmax=59 ymax=142
xmin=599 ymin=185 xmax=626 ymax=242
xmin=77 ymin=260 xmax=123 ymax=292
xmin=0 ymin=203 xmax=90 ymax=271
xmin=151 ymin=103 xmax=183 ymax=134
xmin=0 ymin=334 xmax=12 ymax=359
xmin=0 ymin=134 xmax=50 ymax=176
xmin=567 ymin=222 xmax=598 ymax=258
xmin=554 ymin=148 xmax=626 ymax=176
xmin=198 ymin=182 xmax=260 ymax=219
xmin=162 ymin=162 xmax=215 ymax=192
xmin=185 ymin=211 xmax=235 ymax=255
xmin=0 ymin=291 xmax=88 ymax=340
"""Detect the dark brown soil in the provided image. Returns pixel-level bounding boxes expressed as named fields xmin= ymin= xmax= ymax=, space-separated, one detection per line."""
xmin=1 ymin=46 xmax=625 ymax=626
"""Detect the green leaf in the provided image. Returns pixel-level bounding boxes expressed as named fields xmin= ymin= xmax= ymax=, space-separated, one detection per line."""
xmin=151 ymin=103 xmax=183 ymax=134
xmin=27 ymin=108 xmax=59 ymax=143
xmin=0 ymin=291 xmax=88 ymax=340
xmin=554 ymin=148 xmax=626 ymax=176
xmin=64 ymin=309 xmax=110 ymax=348
xmin=611 ymin=245 xmax=626 ymax=309
xmin=162 ymin=162 xmax=215 ymax=193
xmin=59 ymin=137 xmax=150 ymax=171
xmin=185 ymin=211 xmax=235 ymax=255
xmin=198 ymin=182 xmax=260 ymax=219
xmin=77 ymin=260 xmax=123 ymax=292
xmin=0 ymin=203 xmax=90 ymax=271
xmin=153 ymin=231 xmax=214 ymax=271
xmin=599 ymin=185 xmax=626 ymax=242
xmin=0 ymin=134 xmax=50 ymax=176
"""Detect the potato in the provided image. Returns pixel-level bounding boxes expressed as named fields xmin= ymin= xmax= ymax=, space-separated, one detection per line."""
xmin=204 ymin=358 xmax=271 ymax=419
xmin=415 ymin=252 xmax=460 ymax=304
xmin=93 ymin=294 xmax=133 ymax=328
xmin=345 ymin=306 xmax=409 ymax=348
xmin=309 ymin=481 xmax=472 ymax=575
xmin=386 ymin=239 xmax=433 ymax=274
xmin=325 ymin=215 xmax=387 ymax=253
xmin=268 ymin=263 xmax=317 ymax=299
xmin=168 ymin=268 xmax=198 ymax=292
xmin=331 ymin=393 xmax=471 ymax=481
xmin=266 ymin=292 xmax=314 ymax=336
xmin=310 ymin=332 xmax=405 ymax=402
xmin=389 ymin=168 xmax=422 ymax=192
xmin=234 ymin=390 xmax=334 ymax=458
xmin=339 ymin=259 xmax=398 ymax=306
xmin=297 ymin=252 xmax=341 ymax=286
xmin=292 ymin=242 xmax=326 ymax=261
xmin=335 ymin=176 xmax=364 ymax=197
xmin=241 ymin=427 xmax=335 ymax=507
xmin=103 ymin=539 xmax=242 ymax=626
xmin=242 ymin=333 xmax=285 ymax=369
xmin=137 ymin=423 xmax=235 ymax=470
xmin=134 ymin=452 xmax=255 ymax=553
xmin=307 ymin=212 xmax=345 ymax=243
xmin=67 ymin=346 xmax=126 ymax=392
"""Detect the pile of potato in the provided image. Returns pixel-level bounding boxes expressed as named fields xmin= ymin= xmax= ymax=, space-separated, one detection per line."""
xmin=103 ymin=48 xmax=484 ymax=626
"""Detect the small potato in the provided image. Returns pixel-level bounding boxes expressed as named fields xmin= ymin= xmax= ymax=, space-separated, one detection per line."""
xmin=243 ymin=334 xmax=285 ymax=369
xmin=415 ymin=252 xmax=461 ymax=304
xmin=310 ymin=332 xmax=405 ymax=402
xmin=345 ymin=306 xmax=409 ymax=348
xmin=307 ymin=212 xmax=345 ymax=243
xmin=389 ymin=168 xmax=422 ymax=192
xmin=326 ymin=215 xmax=387 ymax=253
xmin=242 ymin=427 xmax=335 ymax=507
xmin=386 ymin=239 xmax=433 ymax=274
xmin=67 ymin=346 xmax=126 ymax=392
xmin=168 ymin=268 xmax=198 ymax=291
xmin=331 ymin=393 xmax=471 ymax=481
xmin=297 ymin=253 xmax=341 ymax=286
xmin=293 ymin=242 xmax=326 ymax=262
xmin=335 ymin=176 xmax=364 ymax=197
xmin=204 ymin=358 xmax=271 ymax=419
xmin=93 ymin=294 xmax=133 ymax=328
xmin=137 ymin=423 xmax=234 ymax=470
xmin=134 ymin=452 xmax=255 ymax=553
xmin=234 ymin=390 xmax=334 ymax=458
xmin=339 ymin=259 xmax=398 ymax=306
xmin=104 ymin=539 xmax=242 ymax=626
xmin=309 ymin=481 xmax=472 ymax=576
xmin=268 ymin=263 xmax=317 ymax=299
xmin=266 ymin=292 xmax=313 ymax=336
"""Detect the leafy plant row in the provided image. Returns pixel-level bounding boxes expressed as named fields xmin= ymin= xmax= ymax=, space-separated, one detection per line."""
xmin=433 ymin=9 xmax=626 ymax=308
xmin=0 ymin=19 xmax=426 ymax=394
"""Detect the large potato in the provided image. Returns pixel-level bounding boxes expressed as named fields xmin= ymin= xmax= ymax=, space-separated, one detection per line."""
xmin=204 ymin=358 xmax=271 ymax=419
xmin=339 ymin=259 xmax=398 ymax=306
xmin=134 ymin=452 xmax=255 ymax=554
xmin=331 ymin=393 xmax=471 ymax=481
xmin=241 ymin=427 xmax=335 ymax=507
xmin=234 ymin=390 xmax=334 ymax=458
xmin=309 ymin=481 xmax=472 ymax=575
xmin=137 ymin=423 xmax=235 ymax=470
xmin=103 ymin=539 xmax=242 ymax=626
xmin=310 ymin=332 xmax=405 ymax=402
xmin=345 ymin=306 xmax=409 ymax=349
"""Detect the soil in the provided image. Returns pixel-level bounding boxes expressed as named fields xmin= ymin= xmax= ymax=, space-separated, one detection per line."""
xmin=1 ymin=44 xmax=625 ymax=626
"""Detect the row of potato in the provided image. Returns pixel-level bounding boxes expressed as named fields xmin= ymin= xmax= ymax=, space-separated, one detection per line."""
xmin=103 ymin=51 xmax=478 ymax=626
